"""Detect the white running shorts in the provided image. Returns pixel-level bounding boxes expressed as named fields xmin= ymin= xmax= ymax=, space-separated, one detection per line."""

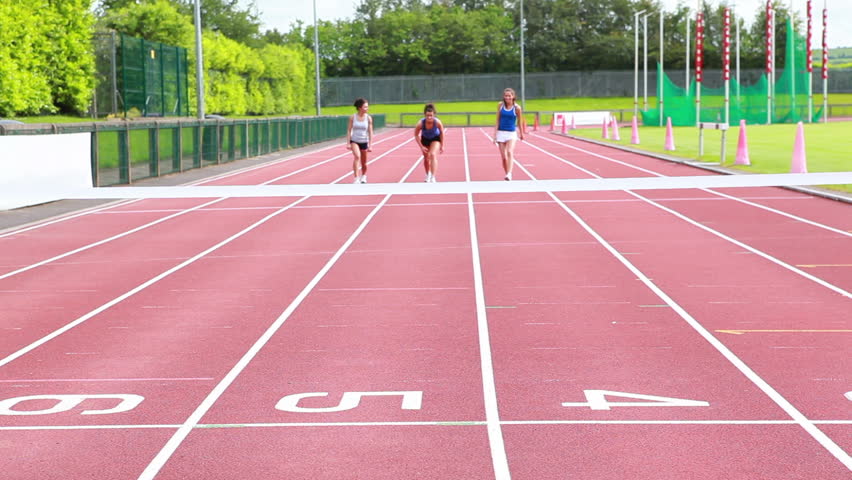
xmin=495 ymin=130 xmax=517 ymax=143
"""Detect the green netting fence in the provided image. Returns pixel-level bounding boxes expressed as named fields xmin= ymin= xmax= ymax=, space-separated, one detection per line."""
xmin=643 ymin=17 xmax=823 ymax=126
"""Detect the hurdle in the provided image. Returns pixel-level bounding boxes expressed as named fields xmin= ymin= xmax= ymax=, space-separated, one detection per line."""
xmin=698 ymin=122 xmax=729 ymax=163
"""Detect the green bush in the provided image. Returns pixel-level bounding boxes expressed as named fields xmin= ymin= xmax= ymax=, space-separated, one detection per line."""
xmin=0 ymin=0 xmax=94 ymax=117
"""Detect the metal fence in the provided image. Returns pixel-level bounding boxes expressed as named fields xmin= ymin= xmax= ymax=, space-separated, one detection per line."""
xmin=321 ymin=69 xmax=852 ymax=106
xmin=0 ymin=115 xmax=385 ymax=187
xmin=92 ymin=32 xmax=190 ymax=118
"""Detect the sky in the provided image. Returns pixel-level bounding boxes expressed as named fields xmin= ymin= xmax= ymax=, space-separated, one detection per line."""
xmin=253 ymin=0 xmax=851 ymax=48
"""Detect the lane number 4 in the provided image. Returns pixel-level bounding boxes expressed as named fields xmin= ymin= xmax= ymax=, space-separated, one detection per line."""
xmin=562 ymin=390 xmax=710 ymax=410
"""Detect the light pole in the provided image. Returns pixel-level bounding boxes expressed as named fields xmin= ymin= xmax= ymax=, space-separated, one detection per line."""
xmin=520 ymin=0 xmax=526 ymax=110
xmin=313 ymin=0 xmax=321 ymax=116
xmin=643 ymin=12 xmax=649 ymax=111
xmin=194 ymin=0 xmax=204 ymax=119
xmin=634 ymin=10 xmax=646 ymax=118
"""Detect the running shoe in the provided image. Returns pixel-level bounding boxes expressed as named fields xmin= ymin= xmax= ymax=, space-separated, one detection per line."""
xmin=353 ymin=176 xmax=361 ymax=184
xmin=360 ymin=175 xmax=367 ymax=184
xmin=504 ymin=172 xmax=512 ymax=181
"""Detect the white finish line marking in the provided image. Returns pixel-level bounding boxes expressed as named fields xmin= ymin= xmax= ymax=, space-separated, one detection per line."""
xmin=2 ymin=419 xmax=852 ymax=431
xmin=38 ymin=172 xmax=852 ymax=200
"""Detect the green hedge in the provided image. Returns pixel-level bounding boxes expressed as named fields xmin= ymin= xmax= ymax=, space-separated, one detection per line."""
xmin=0 ymin=0 xmax=95 ymax=116
xmin=196 ymin=33 xmax=315 ymax=116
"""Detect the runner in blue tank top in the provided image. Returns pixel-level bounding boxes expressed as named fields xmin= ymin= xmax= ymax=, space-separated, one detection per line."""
xmin=413 ymin=103 xmax=445 ymax=183
xmin=493 ymin=88 xmax=525 ymax=181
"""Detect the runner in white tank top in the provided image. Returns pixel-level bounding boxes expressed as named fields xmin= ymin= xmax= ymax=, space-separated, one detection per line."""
xmin=347 ymin=98 xmax=374 ymax=183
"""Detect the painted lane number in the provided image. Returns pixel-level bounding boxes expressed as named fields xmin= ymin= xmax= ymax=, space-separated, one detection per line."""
xmin=0 ymin=394 xmax=144 ymax=416
xmin=276 ymin=391 xmax=423 ymax=413
xmin=561 ymin=390 xmax=710 ymax=410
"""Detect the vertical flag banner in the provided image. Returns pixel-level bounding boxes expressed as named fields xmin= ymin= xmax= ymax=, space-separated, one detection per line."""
xmin=822 ymin=7 xmax=828 ymax=81
xmin=822 ymin=4 xmax=829 ymax=123
xmin=765 ymin=1 xmax=773 ymax=75
xmin=695 ymin=11 xmax=704 ymax=124
xmin=723 ymin=9 xmax=731 ymax=82
xmin=766 ymin=0 xmax=774 ymax=124
xmin=696 ymin=12 xmax=704 ymax=83
xmin=806 ymin=0 xmax=813 ymax=73
xmin=723 ymin=8 xmax=731 ymax=124
xmin=806 ymin=0 xmax=813 ymax=121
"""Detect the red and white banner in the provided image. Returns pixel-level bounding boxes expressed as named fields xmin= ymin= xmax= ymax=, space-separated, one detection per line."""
xmin=696 ymin=12 xmax=705 ymax=83
xmin=766 ymin=1 xmax=773 ymax=74
xmin=723 ymin=8 xmax=731 ymax=81
xmin=822 ymin=7 xmax=829 ymax=80
xmin=806 ymin=0 xmax=813 ymax=73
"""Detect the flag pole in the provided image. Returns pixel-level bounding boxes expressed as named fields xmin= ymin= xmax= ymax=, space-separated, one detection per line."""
xmin=822 ymin=1 xmax=829 ymax=123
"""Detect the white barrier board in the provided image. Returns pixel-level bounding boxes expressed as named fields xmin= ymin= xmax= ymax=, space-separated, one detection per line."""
xmin=553 ymin=111 xmax=611 ymax=128
xmin=0 ymin=133 xmax=92 ymax=210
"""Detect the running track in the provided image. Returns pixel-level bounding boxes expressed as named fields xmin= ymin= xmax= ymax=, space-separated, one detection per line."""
xmin=0 ymin=128 xmax=850 ymax=479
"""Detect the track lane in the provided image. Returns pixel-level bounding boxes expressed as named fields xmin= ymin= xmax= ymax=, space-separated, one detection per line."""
xmin=0 ymin=134 xmax=416 ymax=359
xmin=142 ymin=128 xmax=509 ymax=479
xmin=0 ymin=138 xmax=425 ymax=478
xmin=466 ymin=129 xmax=848 ymax=478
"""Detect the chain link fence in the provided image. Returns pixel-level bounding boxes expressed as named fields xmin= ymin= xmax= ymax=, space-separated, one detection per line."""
xmin=321 ymin=69 xmax=852 ymax=106
xmin=92 ymin=32 xmax=190 ymax=118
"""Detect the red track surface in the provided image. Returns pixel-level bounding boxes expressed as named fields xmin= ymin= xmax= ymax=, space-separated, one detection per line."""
xmin=0 ymin=128 xmax=849 ymax=479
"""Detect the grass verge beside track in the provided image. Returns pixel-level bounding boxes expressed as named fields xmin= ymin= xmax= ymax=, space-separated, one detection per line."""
xmin=567 ymin=121 xmax=852 ymax=194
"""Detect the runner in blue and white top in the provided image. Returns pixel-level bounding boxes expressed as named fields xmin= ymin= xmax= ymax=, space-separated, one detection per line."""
xmin=347 ymin=97 xmax=373 ymax=183
xmin=493 ymin=88 xmax=525 ymax=181
xmin=413 ymin=103 xmax=445 ymax=183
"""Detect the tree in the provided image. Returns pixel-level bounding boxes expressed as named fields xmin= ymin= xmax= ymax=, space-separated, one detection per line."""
xmin=100 ymin=0 xmax=194 ymax=47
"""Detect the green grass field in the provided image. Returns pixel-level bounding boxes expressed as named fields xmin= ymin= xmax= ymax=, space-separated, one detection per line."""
xmin=568 ymin=121 xmax=852 ymax=193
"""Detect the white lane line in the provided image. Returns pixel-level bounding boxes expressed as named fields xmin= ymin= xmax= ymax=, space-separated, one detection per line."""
xmin=318 ymin=287 xmax=470 ymax=291
xmin=3 ymin=419 xmax=852 ymax=432
xmin=0 ymin=129 xmax=403 ymax=238
xmin=504 ymin=132 xmax=852 ymax=472
xmin=137 ymin=144 xmax=424 ymax=480
xmin=0 ymin=198 xmax=228 ymax=281
xmin=0 ymin=138 xmax=417 ymax=371
xmin=0 ymin=132 xmax=411 ymax=280
xmin=624 ymin=190 xmax=852 ymax=299
xmin=531 ymin=133 xmax=852 ymax=238
xmin=463 ymin=129 xmax=511 ymax=480
xmin=0 ymin=377 xmax=214 ymax=383
xmin=521 ymin=136 xmax=852 ymax=299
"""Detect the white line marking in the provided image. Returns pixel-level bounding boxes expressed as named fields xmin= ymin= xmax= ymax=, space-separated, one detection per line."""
xmin=3 ymin=419 xmax=852 ymax=432
xmin=508 ymin=131 xmax=852 ymax=471
xmin=0 ymin=138 xmax=417 ymax=371
xmin=532 ymin=133 xmax=852 ymax=238
xmin=0 ymin=198 xmax=228 ymax=281
xmin=318 ymin=287 xmax=470 ymax=291
xmin=0 ymin=377 xmax=214 ymax=383
xmin=0 ymin=132 xmax=410 ymax=276
xmin=137 ymin=139 xmax=424 ymax=480
xmin=521 ymin=135 xmax=852 ymax=300
xmin=463 ymin=129 xmax=511 ymax=479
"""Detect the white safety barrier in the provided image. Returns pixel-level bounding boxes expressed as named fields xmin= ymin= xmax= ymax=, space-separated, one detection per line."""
xmin=0 ymin=133 xmax=92 ymax=210
xmin=553 ymin=111 xmax=611 ymax=128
